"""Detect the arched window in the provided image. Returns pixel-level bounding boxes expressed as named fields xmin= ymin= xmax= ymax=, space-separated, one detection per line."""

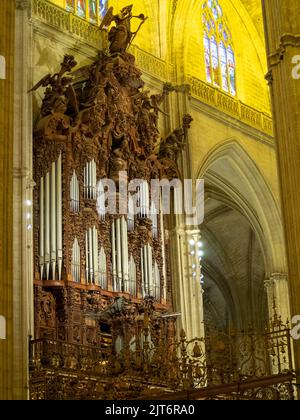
xmin=202 ymin=0 xmax=236 ymax=96
xmin=66 ymin=0 xmax=108 ymax=24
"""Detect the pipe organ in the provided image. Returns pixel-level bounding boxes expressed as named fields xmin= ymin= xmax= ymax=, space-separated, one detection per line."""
xmin=151 ymin=201 xmax=158 ymax=239
xmin=139 ymin=180 xmax=150 ymax=218
xmin=99 ymin=246 xmax=107 ymax=289
xmin=39 ymin=153 xmax=62 ymax=281
xmin=141 ymin=244 xmax=153 ymax=298
xmin=111 ymin=217 xmax=129 ymax=292
xmin=96 ymin=180 xmax=106 ymax=221
xmin=128 ymin=255 xmax=137 ymax=296
xmin=71 ymin=237 xmax=81 ymax=283
xmin=128 ymin=195 xmax=135 ymax=231
xmin=85 ymin=226 xmax=99 ymax=285
xmin=84 ymin=160 xmax=97 ymax=199
xmin=32 ymin=45 xmax=191 ymax=370
xmin=70 ymin=170 xmax=80 ymax=212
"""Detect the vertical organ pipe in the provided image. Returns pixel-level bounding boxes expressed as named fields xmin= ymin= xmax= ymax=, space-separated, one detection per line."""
xmin=143 ymin=245 xmax=148 ymax=296
xmin=77 ymin=239 xmax=80 ymax=282
xmin=124 ymin=217 xmax=129 ymax=289
xmin=56 ymin=153 xmax=62 ymax=280
xmin=112 ymin=222 xmax=117 ymax=291
xmin=148 ymin=245 xmax=152 ymax=296
xmin=51 ymin=161 xmax=57 ymax=279
xmin=84 ymin=165 xmax=87 ymax=199
xmin=116 ymin=219 xmax=122 ymax=291
xmin=70 ymin=171 xmax=74 ymax=211
xmin=160 ymin=198 xmax=167 ymax=300
xmin=88 ymin=228 xmax=93 ymax=283
xmin=85 ymin=230 xmax=89 ymax=282
xmin=89 ymin=162 xmax=92 ymax=199
xmin=93 ymin=160 xmax=96 ymax=199
xmin=76 ymin=173 xmax=79 ymax=211
xmin=40 ymin=178 xmax=44 ymax=280
xmin=128 ymin=195 xmax=134 ymax=231
xmin=121 ymin=217 xmax=129 ymax=291
xmin=72 ymin=239 xmax=75 ymax=281
xmin=141 ymin=248 xmax=144 ymax=297
xmin=44 ymin=172 xmax=50 ymax=280
xmin=93 ymin=227 xmax=98 ymax=285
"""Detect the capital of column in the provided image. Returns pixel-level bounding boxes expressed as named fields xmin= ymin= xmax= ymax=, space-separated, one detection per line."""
xmin=268 ymin=34 xmax=300 ymax=68
xmin=15 ymin=0 xmax=29 ymax=10
xmin=264 ymin=273 xmax=288 ymax=290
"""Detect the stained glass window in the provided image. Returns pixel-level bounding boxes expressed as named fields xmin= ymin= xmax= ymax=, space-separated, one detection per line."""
xmin=228 ymin=45 xmax=236 ymax=95
xmin=211 ymin=36 xmax=220 ymax=88
xmin=66 ymin=0 xmax=75 ymax=12
xmin=89 ymin=0 xmax=97 ymax=22
xmin=77 ymin=0 xmax=86 ymax=18
xmin=66 ymin=1 xmax=107 ymax=24
xmin=202 ymin=0 xmax=236 ymax=96
xmin=99 ymin=0 xmax=107 ymax=18
xmin=204 ymin=34 xmax=212 ymax=83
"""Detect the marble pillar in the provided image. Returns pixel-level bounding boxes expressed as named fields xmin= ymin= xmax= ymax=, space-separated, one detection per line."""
xmin=262 ymin=0 xmax=300 ymax=394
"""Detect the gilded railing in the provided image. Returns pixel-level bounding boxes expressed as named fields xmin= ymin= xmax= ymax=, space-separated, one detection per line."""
xmin=31 ymin=0 xmax=274 ymax=138
xmin=188 ymin=76 xmax=274 ymax=137
xmin=29 ymin=319 xmax=295 ymax=400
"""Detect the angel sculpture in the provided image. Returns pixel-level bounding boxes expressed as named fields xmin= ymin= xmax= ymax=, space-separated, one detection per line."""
xmin=28 ymin=54 xmax=78 ymax=117
xmin=100 ymin=5 xmax=148 ymax=55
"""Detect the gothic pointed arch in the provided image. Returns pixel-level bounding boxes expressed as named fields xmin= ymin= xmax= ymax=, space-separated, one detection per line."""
xmin=198 ymin=140 xmax=286 ymax=277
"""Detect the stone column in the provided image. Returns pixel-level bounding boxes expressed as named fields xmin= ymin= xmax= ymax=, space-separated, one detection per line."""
xmin=170 ymin=225 xmax=205 ymax=341
xmin=0 ymin=0 xmax=16 ymax=400
xmin=264 ymin=273 xmax=290 ymax=324
xmin=262 ymin=0 xmax=300 ymax=392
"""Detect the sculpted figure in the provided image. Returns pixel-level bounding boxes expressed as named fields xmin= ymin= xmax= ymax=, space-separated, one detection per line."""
xmin=29 ymin=55 xmax=78 ymax=117
xmin=100 ymin=5 xmax=147 ymax=55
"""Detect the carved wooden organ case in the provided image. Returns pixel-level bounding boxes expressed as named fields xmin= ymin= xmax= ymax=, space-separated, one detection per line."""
xmin=33 ymin=51 xmax=189 ymax=350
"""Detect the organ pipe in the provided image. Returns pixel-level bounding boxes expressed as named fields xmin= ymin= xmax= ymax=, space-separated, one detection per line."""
xmin=85 ymin=227 xmax=100 ymax=285
xmin=93 ymin=226 xmax=99 ymax=285
xmin=57 ymin=153 xmax=62 ymax=280
xmin=51 ymin=161 xmax=57 ymax=279
xmin=72 ymin=238 xmax=80 ymax=283
xmin=84 ymin=160 xmax=97 ymax=200
xmin=151 ymin=201 xmax=158 ymax=238
xmin=39 ymin=154 xmax=62 ymax=281
xmin=112 ymin=221 xmax=117 ymax=290
xmin=45 ymin=172 xmax=50 ymax=280
xmin=147 ymin=244 xmax=152 ymax=295
xmin=140 ymin=247 xmax=144 ymax=297
xmin=141 ymin=244 xmax=154 ymax=297
xmin=128 ymin=195 xmax=135 ymax=231
xmin=121 ymin=217 xmax=129 ymax=291
xmin=99 ymin=247 xmax=107 ymax=289
xmin=97 ymin=180 xmax=106 ymax=220
xmin=88 ymin=227 xmax=93 ymax=283
xmin=39 ymin=177 xmax=44 ymax=280
xmin=139 ymin=181 xmax=149 ymax=218
xmin=70 ymin=171 xmax=79 ymax=212
xmin=111 ymin=218 xmax=129 ymax=292
xmin=153 ymin=261 xmax=160 ymax=301
xmin=128 ymin=255 xmax=136 ymax=297
xmin=85 ymin=230 xmax=89 ymax=282
xmin=160 ymin=197 xmax=167 ymax=300
xmin=116 ymin=218 xmax=122 ymax=290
